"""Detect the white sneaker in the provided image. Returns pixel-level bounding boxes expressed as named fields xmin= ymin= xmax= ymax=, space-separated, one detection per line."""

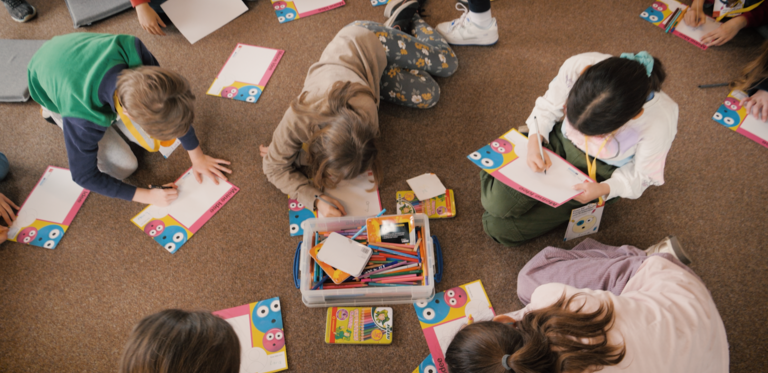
xmin=436 ymin=3 xmax=499 ymax=46
xmin=645 ymin=236 xmax=691 ymax=265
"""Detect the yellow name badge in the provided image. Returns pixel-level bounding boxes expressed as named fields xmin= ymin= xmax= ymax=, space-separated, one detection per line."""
xmin=114 ymin=92 xmax=181 ymax=158
xmin=564 ymin=202 xmax=605 ymax=241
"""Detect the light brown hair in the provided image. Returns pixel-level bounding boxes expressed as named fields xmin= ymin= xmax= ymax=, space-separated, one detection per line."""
xmin=292 ymin=81 xmax=381 ymax=190
xmin=118 ymin=309 xmax=240 ymax=373
xmin=445 ymin=293 xmax=625 ymax=373
xmin=117 ymin=66 xmax=195 ymax=141
xmin=732 ymin=40 xmax=768 ymax=93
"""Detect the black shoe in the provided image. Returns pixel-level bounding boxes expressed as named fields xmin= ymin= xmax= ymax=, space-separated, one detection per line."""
xmin=384 ymin=0 xmax=419 ymax=33
xmin=2 ymin=0 xmax=36 ymax=22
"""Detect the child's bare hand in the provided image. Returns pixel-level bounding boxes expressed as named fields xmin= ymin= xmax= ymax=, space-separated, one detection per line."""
xmin=149 ymin=184 xmax=178 ymax=206
xmin=0 ymin=193 xmax=19 ymax=226
xmin=572 ymin=182 xmax=610 ymax=204
xmin=526 ymin=134 xmax=552 ymax=173
xmin=743 ymin=90 xmax=768 ymax=122
xmin=316 ymin=195 xmax=346 ymax=218
xmin=189 ymin=147 xmax=232 ymax=185
xmin=684 ymin=6 xmax=706 ymax=27
xmin=702 ymin=17 xmax=747 ymax=47
xmin=0 ymin=226 xmax=8 ymax=245
xmin=136 ymin=3 xmax=166 ymax=36
xmin=259 ymin=144 xmax=269 ymax=157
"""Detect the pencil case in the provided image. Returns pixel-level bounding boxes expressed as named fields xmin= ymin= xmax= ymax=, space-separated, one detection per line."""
xmin=324 ymin=307 xmax=393 ymax=344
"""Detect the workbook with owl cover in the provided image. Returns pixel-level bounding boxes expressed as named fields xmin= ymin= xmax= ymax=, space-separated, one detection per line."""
xmin=712 ymin=90 xmax=768 ymax=149
xmin=468 ymin=129 xmax=592 ymax=207
xmin=324 ymin=307 xmax=393 ymax=344
xmin=213 ymin=297 xmax=288 ymax=373
xmin=207 ymin=44 xmax=284 ymax=104
xmin=412 ymin=354 xmax=437 ymax=373
xmin=414 ymin=280 xmax=495 ymax=368
xmin=270 ymin=0 xmax=344 ymax=24
xmin=7 ymin=166 xmax=89 ymax=249
xmin=639 ymin=0 xmax=721 ymax=50
xmin=396 ymin=190 xmax=456 ymax=219
xmin=131 ymin=169 xmax=239 ymax=254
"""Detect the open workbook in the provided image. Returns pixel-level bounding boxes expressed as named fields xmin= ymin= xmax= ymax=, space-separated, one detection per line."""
xmin=640 ymin=0 xmax=721 ymax=50
xmin=713 ymin=90 xmax=768 ymax=149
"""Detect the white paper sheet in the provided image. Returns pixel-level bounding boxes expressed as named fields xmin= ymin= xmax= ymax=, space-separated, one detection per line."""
xmin=293 ymin=0 xmax=341 ymax=12
xmin=497 ymin=131 xmax=590 ymax=206
xmin=674 ymin=16 xmax=720 ymax=44
xmin=207 ymin=45 xmax=281 ymax=96
xmin=318 ymin=171 xmax=382 ymax=218
xmin=739 ymin=114 xmax=768 ymax=141
xmin=161 ymin=0 xmax=248 ymax=44
xmin=407 ymin=173 xmax=447 ymax=201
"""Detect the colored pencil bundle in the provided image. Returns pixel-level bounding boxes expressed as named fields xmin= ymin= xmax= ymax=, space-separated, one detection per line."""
xmin=325 ymin=307 xmax=393 ymax=344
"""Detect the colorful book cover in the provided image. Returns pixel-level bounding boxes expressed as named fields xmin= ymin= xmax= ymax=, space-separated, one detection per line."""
xmin=270 ymin=0 xmax=345 ymax=24
xmin=371 ymin=0 xmax=389 ymax=6
xmin=131 ymin=169 xmax=239 ymax=254
xmin=639 ymin=0 xmax=721 ymax=50
xmin=414 ymin=280 xmax=495 ymax=368
xmin=325 ymin=307 xmax=393 ymax=344
xmin=712 ymin=90 xmax=768 ymax=149
xmin=396 ymin=190 xmax=456 ymax=219
xmin=468 ymin=129 xmax=592 ymax=207
xmin=207 ymin=44 xmax=284 ymax=104
xmin=213 ymin=297 xmax=288 ymax=373
xmin=288 ymin=197 xmax=315 ymax=237
xmin=366 ymin=215 xmax=416 ymax=244
xmin=7 ymin=166 xmax=89 ymax=249
xmin=412 ymin=354 xmax=438 ymax=373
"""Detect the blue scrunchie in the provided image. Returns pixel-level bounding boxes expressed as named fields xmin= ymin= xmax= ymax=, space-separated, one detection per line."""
xmin=620 ymin=51 xmax=654 ymax=77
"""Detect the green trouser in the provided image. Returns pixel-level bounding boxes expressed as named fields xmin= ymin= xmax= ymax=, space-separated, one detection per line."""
xmin=481 ymin=122 xmax=618 ymax=247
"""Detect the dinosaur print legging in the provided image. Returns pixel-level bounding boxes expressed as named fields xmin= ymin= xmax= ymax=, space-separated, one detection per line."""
xmin=349 ymin=16 xmax=459 ymax=109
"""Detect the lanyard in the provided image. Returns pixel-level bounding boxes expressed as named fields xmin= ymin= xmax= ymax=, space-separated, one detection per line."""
xmin=716 ymin=0 xmax=764 ymax=21
xmin=584 ymin=135 xmax=611 ymax=205
xmin=114 ymin=92 xmax=176 ymax=152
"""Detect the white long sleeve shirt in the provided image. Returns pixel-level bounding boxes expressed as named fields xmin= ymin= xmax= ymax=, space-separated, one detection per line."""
xmin=506 ymin=257 xmax=729 ymax=373
xmin=526 ymin=52 xmax=679 ymax=200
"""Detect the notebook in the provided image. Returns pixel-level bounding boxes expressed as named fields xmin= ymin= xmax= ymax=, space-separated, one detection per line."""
xmin=371 ymin=0 xmax=389 ymax=6
xmin=396 ymin=190 xmax=456 ymax=219
xmin=270 ymin=0 xmax=344 ymax=24
xmin=213 ymin=297 xmax=288 ymax=373
xmin=640 ymin=0 xmax=721 ymax=50
xmin=207 ymin=44 xmax=284 ymax=104
xmin=318 ymin=170 xmax=382 ymax=218
xmin=325 ymin=307 xmax=393 ymax=344
xmin=412 ymin=355 xmax=437 ymax=373
xmin=712 ymin=90 xmax=768 ymax=149
xmin=161 ymin=0 xmax=248 ymax=44
xmin=288 ymin=197 xmax=315 ymax=237
xmin=7 ymin=167 xmax=89 ymax=249
xmin=468 ymin=129 xmax=592 ymax=207
xmin=414 ymin=280 xmax=495 ymax=368
xmin=131 ymin=169 xmax=239 ymax=254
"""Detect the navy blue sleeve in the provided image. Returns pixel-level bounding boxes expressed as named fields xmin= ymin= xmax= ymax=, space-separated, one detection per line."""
xmin=62 ymin=118 xmax=137 ymax=201
xmin=134 ymin=37 xmax=159 ymax=67
xmin=751 ymin=78 xmax=768 ymax=96
xmin=178 ymin=126 xmax=200 ymax=151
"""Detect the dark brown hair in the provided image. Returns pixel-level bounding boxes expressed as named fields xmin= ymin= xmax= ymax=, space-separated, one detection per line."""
xmin=732 ymin=40 xmax=768 ymax=93
xmin=567 ymin=55 xmax=666 ymax=136
xmin=117 ymin=66 xmax=195 ymax=141
xmin=292 ymin=81 xmax=381 ymax=190
xmin=118 ymin=310 xmax=240 ymax=373
xmin=445 ymin=293 xmax=625 ymax=373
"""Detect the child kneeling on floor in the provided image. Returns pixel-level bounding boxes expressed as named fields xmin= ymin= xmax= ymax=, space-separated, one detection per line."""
xmin=481 ymin=51 xmax=678 ymax=246
xmin=119 ymin=310 xmax=240 ymax=373
xmin=445 ymin=237 xmax=729 ymax=373
xmin=261 ymin=2 xmax=458 ymax=218
xmin=28 ymin=33 xmax=231 ymax=207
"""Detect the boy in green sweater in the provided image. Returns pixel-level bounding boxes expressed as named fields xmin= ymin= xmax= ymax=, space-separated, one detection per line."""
xmin=28 ymin=33 xmax=231 ymax=206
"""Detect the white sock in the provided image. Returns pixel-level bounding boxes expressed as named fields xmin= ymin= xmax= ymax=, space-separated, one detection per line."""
xmin=467 ymin=9 xmax=493 ymax=29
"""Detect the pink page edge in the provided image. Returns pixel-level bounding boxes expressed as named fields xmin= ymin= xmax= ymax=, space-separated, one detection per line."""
xmin=213 ymin=303 xmax=250 ymax=319
xmin=62 ymin=189 xmax=90 ymax=226
xmin=672 ymin=30 xmax=708 ymax=50
xmin=422 ymin=326 xmax=446 ymax=367
xmin=737 ymin=127 xmax=768 ymax=149
xmin=298 ymin=1 xmax=345 ymax=17
xmin=258 ymin=49 xmax=285 ymax=86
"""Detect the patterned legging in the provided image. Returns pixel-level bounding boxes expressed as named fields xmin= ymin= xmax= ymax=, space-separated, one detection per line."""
xmin=349 ymin=16 xmax=458 ymax=109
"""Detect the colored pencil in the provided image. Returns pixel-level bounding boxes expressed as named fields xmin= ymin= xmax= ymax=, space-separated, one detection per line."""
xmin=377 ymin=262 xmax=419 ymax=274
xmin=373 ymin=275 xmax=422 ymax=283
xmin=369 ymin=270 xmax=422 ymax=279
xmin=351 ymin=209 xmax=386 ymax=240
xmin=312 ymin=275 xmax=329 ymax=290
xmin=323 ymin=283 xmax=367 ymax=289
xmin=370 ymin=246 xmax=420 ymax=259
xmin=358 ymin=260 xmax=408 ymax=278
xmin=380 ymin=253 xmax=418 ymax=263
xmin=370 ymin=242 xmax=415 ymax=250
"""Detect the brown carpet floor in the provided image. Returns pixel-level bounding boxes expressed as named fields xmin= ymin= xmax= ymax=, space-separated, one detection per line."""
xmin=1 ymin=0 xmax=767 ymax=372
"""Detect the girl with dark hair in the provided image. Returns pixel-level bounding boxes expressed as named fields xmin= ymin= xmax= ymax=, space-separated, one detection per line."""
xmin=732 ymin=40 xmax=768 ymax=121
xmin=119 ymin=309 xmax=241 ymax=373
xmin=481 ymin=52 xmax=678 ymax=246
xmin=445 ymin=238 xmax=729 ymax=373
xmin=261 ymin=5 xmax=458 ymax=218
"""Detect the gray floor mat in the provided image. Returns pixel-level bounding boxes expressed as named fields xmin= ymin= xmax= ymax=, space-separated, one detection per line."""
xmin=0 ymin=39 xmax=47 ymax=103
xmin=65 ymin=0 xmax=132 ymax=28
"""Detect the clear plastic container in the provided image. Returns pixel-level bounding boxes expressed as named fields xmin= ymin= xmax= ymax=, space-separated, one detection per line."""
xmin=300 ymin=214 xmax=435 ymax=307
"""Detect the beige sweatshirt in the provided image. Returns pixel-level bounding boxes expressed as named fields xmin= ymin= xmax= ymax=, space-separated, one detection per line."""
xmin=263 ymin=25 xmax=387 ymax=208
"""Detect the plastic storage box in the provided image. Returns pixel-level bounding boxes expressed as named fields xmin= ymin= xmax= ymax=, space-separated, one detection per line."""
xmin=299 ymin=214 xmax=436 ymax=307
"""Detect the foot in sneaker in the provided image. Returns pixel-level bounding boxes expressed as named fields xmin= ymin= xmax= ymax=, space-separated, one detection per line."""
xmin=436 ymin=3 xmax=498 ymax=46
xmin=384 ymin=0 xmax=426 ymax=18
xmin=645 ymin=235 xmax=692 ymax=265
xmin=2 ymin=0 xmax=36 ymax=23
xmin=384 ymin=0 xmax=420 ymax=33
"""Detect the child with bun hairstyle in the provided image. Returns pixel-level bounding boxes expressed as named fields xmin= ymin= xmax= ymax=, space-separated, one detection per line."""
xmin=261 ymin=5 xmax=458 ymax=218
xmin=445 ymin=238 xmax=728 ymax=373
xmin=481 ymin=52 xmax=677 ymax=246
xmin=118 ymin=309 xmax=240 ymax=373
xmin=733 ymin=40 xmax=768 ymax=121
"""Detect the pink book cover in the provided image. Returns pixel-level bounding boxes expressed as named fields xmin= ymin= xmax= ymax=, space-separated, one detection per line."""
xmin=7 ymin=166 xmax=89 ymax=249
xmin=131 ymin=168 xmax=239 ymax=254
